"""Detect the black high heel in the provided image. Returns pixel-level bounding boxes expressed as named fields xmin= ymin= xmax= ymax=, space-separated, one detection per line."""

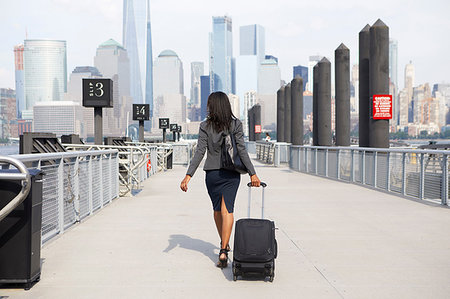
xmin=217 ymin=249 xmax=228 ymax=268
xmin=220 ymin=242 xmax=231 ymax=252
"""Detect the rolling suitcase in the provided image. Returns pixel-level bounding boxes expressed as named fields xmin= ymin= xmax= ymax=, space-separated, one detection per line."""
xmin=232 ymin=182 xmax=277 ymax=282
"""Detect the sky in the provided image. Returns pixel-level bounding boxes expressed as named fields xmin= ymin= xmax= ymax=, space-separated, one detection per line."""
xmin=1 ymin=0 xmax=449 ymax=95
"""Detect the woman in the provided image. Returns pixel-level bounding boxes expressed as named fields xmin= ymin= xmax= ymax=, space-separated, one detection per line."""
xmin=180 ymin=91 xmax=261 ymax=268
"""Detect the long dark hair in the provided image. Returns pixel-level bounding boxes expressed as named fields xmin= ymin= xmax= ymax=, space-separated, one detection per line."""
xmin=206 ymin=91 xmax=236 ymax=132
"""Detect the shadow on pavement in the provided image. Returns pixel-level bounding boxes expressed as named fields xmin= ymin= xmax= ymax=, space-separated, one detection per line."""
xmin=163 ymin=234 xmax=233 ymax=281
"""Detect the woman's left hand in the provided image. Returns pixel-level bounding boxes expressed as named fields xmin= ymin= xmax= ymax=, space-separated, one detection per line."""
xmin=180 ymin=175 xmax=191 ymax=192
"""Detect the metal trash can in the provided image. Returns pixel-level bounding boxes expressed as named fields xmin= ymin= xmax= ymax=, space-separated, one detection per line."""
xmin=0 ymin=158 xmax=43 ymax=290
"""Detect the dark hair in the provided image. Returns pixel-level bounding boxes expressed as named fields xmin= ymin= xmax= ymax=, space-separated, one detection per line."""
xmin=206 ymin=91 xmax=236 ymax=132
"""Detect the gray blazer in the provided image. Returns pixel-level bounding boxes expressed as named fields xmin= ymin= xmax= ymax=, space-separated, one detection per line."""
xmin=186 ymin=118 xmax=256 ymax=177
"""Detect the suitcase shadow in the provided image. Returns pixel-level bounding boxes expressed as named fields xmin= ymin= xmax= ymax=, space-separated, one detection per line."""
xmin=163 ymin=234 xmax=233 ymax=281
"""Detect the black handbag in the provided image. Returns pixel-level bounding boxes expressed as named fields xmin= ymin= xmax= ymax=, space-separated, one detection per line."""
xmin=221 ymin=131 xmax=247 ymax=174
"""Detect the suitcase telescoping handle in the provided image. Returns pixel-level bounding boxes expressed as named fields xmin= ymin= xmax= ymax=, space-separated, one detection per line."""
xmin=246 ymin=182 xmax=267 ymax=219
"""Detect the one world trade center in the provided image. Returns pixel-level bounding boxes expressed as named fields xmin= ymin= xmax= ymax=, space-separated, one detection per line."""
xmin=123 ymin=0 xmax=153 ymax=125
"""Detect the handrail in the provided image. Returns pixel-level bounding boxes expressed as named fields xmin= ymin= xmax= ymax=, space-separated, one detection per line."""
xmin=0 ymin=156 xmax=32 ymax=222
xmin=290 ymin=145 xmax=450 ymax=155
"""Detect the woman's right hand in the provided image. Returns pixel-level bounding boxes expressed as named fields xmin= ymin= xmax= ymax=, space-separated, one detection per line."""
xmin=250 ymin=174 xmax=261 ymax=187
xmin=180 ymin=175 xmax=191 ymax=192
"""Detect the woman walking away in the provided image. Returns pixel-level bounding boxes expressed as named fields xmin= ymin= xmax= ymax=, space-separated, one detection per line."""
xmin=180 ymin=91 xmax=261 ymax=268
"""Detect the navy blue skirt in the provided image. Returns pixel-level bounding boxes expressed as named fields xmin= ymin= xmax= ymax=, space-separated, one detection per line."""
xmin=205 ymin=169 xmax=241 ymax=213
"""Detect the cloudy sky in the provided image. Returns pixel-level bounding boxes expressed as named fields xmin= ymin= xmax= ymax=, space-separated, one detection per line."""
xmin=1 ymin=0 xmax=449 ymax=94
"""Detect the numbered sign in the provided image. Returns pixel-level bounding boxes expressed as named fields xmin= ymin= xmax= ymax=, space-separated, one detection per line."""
xmin=255 ymin=125 xmax=262 ymax=133
xmin=170 ymin=123 xmax=178 ymax=132
xmin=133 ymin=104 xmax=150 ymax=121
xmin=82 ymin=78 xmax=113 ymax=107
xmin=372 ymin=95 xmax=392 ymax=119
xmin=177 ymin=125 xmax=182 ymax=133
xmin=159 ymin=118 xmax=170 ymax=129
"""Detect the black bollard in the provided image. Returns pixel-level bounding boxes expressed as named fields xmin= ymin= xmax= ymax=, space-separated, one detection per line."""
xmin=335 ymin=43 xmax=351 ymax=146
xmin=254 ymin=104 xmax=262 ymax=141
xmin=317 ymin=58 xmax=332 ymax=146
xmin=369 ymin=19 xmax=390 ymax=148
xmin=284 ymin=83 xmax=291 ymax=143
xmin=291 ymin=76 xmax=304 ymax=145
xmin=313 ymin=64 xmax=319 ymax=145
xmin=277 ymin=87 xmax=285 ymax=142
xmin=359 ymin=24 xmax=370 ymax=147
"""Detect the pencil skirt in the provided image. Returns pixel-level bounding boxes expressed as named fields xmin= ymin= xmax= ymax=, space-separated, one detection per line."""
xmin=205 ymin=169 xmax=240 ymax=213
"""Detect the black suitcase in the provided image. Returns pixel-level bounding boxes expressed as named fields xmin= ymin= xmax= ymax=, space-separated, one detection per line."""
xmin=232 ymin=182 xmax=277 ymax=282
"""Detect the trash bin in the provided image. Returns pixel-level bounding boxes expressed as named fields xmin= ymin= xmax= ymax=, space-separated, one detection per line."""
xmin=0 ymin=168 xmax=43 ymax=290
xmin=166 ymin=151 xmax=173 ymax=169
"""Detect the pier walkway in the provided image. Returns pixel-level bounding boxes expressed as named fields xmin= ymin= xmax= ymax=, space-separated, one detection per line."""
xmin=2 ymin=159 xmax=450 ymax=298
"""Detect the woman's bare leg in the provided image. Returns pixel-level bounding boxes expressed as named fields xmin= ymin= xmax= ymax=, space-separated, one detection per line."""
xmin=213 ymin=211 xmax=222 ymax=239
xmin=219 ymin=197 xmax=234 ymax=260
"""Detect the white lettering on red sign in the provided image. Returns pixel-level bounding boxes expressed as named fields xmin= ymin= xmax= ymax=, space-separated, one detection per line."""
xmin=255 ymin=125 xmax=262 ymax=133
xmin=373 ymin=94 xmax=392 ymax=120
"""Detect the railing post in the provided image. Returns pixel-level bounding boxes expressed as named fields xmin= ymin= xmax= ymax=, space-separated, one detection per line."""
xmin=109 ymin=152 xmax=113 ymax=202
xmin=57 ymin=157 xmax=64 ymax=234
xmin=315 ymin=148 xmax=318 ymax=175
xmin=386 ymin=152 xmax=391 ymax=191
xmin=402 ymin=152 xmax=406 ymax=196
xmin=373 ymin=151 xmax=378 ymax=187
xmin=74 ymin=156 xmax=80 ymax=221
xmin=297 ymin=147 xmax=301 ymax=171
xmin=305 ymin=147 xmax=308 ymax=173
xmin=441 ymin=154 xmax=448 ymax=205
xmin=419 ymin=153 xmax=425 ymax=200
xmin=325 ymin=149 xmax=329 ymax=177
xmin=88 ymin=154 xmax=93 ymax=215
xmin=336 ymin=149 xmax=340 ymax=179
xmin=99 ymin=154 xmax=104 ymax=209
xmin=350 ymin=149 xmax=355 ymax=182
xmin=362 ymin=150 xmax=366 ymax=184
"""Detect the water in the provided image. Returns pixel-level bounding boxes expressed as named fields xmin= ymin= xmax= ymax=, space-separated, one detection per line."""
xmin=0 ymin=145 xmax=19 ymax=156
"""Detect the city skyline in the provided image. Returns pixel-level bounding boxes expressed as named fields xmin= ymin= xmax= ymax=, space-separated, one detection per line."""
xmin=0 ymin=0 xmax=449 ymax=96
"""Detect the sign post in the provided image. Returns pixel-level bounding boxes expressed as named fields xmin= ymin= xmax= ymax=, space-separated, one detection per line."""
xmin=372 ymin=95 xmax=392 ymax=119
xmin=82 ymin=79 xmax=113 ymax=145
xmin=170 ymin=124 xmax=178 ymax=142
xmin=133 ymin=104 xmax=150 ymax=142
xmin=159 ymin=118 xmax=169 ymax=143
xmin=177 ymin=125 xmax=182 ymax=141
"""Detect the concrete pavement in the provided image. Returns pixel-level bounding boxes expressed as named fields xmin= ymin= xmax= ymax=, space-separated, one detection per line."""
xmin=2 ymin=159 xmax=450 ymax=298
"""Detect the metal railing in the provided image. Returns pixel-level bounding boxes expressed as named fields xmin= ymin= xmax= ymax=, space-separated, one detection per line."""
xmin=172 ymin=141 xmax=196 ymax=165
xmin=290 ymin=145 xmax=449 ymax=206
xmin=6 ymin=150 xmax=119 ymax=243
xmin=255 ymin=141 xmax=275 ymax=164
xmin=63 ymin=143 xmax=158 ymax=196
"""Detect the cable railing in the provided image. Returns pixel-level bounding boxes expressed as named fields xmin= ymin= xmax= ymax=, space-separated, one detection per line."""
xmin=290 ymin=145 xmax=449 ymax=206
xmin=5 ymin=150 xmax=119 ymax=243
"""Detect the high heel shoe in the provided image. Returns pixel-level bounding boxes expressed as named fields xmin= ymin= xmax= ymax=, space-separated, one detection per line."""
xmin=216 ymin=249 xmax=228 ymax=268
xmin=220 ymin=241 xmax=231 ymax=252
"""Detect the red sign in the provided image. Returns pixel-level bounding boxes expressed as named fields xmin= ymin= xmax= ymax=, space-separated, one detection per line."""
xmin=373 ymin=94 xmax=392 ymax=119
xmin=255 ymin=125 xmax=262 ymax=133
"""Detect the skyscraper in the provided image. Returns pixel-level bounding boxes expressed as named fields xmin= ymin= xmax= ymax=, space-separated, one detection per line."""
xmin=306 ymin=55 xmax=323 ymax=92
xmin=23 ymin=39 xmax=67 ymax=119
xmin=123 ymin=0 xmax=153 ymax=116
xmin=190 ymin=62 xmax=204 ymax=107
xmin=210 ymin=16 xmax=233 ymax=94
xmin=14 ymin=45 xmax=24 ymax=119
xmin=389 ymin=39 xmax=398 ymax=89
xmin=404 ymin=61 xmax=415 ymax=122
xmin=153 ymin=50 xmax=185 ymax=125
xmin=293 ymin=65 xmax=308 ymax=91
xmin=240 ymin=24 xmax=265 ymax=63
xmin=94 ymin=39 xmax=132 ymax=136
xmin=200 ymin=75 xmax=210 ymax=120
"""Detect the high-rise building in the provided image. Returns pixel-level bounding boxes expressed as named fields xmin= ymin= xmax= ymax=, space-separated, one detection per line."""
xmin=350 ymin=64 xmax=359 ymax=112
xmin=14 ymin=45 xmax=24 ymax=119
xmin=243 ymin=91 xmax=257 ymax=135
xmin=236 ymin=55 xmax=258 ymax=119
xmin=23 ymin=39 xmax=67 ymax=119
xmin=306 ymin=55 xmax=323 ymax=92
xmin=404 ymin=61 xmax=415 ymax=104
xmin=389 ymin=39 xmax=398 ymax=89
xmin=190 ymin=62 xmax=204 ymax=107
xmin=258 ymin=58 xmax=281 ymax=95
xmin=398 ymin=88 xmax=409 ymax=126
xmin=293 ymin=65 xmax=308 ymax=91
xmin=123 ymin=0 xmax=153 ymax=115
xmin=240 ymin=24 xmax=265 ymax=63
xmin=0 ymin=88 xmax=17 ymax=139
xmin=210 ymin=16 xmax=233 ymax=94
xmin=228 ymin=94 xmax=240 ymax=118
xmin=200 ymin=75 xmax=210 ymax=120
xmin=33 ymin=101 xmax=85 ymax=139
xmin=94 ymin=39 xmax=132 ymax=136
xmin=153 ymin=50 xmax=185 ymax=126
xmin=65 ymin=66 xmax=103 ymax=137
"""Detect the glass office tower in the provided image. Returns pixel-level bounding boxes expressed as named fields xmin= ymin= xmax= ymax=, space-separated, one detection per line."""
xmin=123 ymin=0 xmax=153 ymax=117
xmin=210 ymin=16 xmax=233 ymax=94
xmin=23 ymin=39 xmax=67 ymax=119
